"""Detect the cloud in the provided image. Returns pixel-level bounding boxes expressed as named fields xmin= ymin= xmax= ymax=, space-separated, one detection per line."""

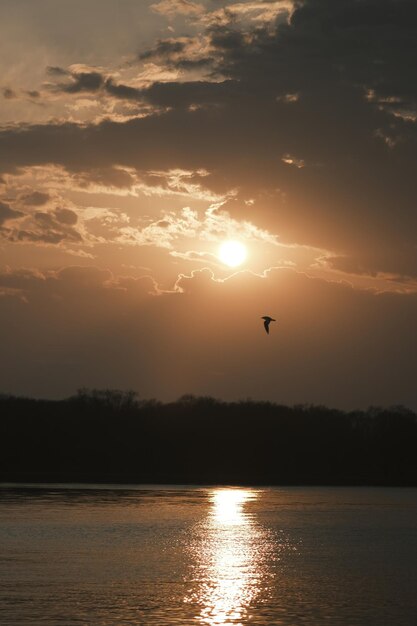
xmin=150 ymin=0 xmax=204 ymax=18
xmin=139 ymin=38 xmax=190 ymax=61
xmin=21 ymin=191 xmax=50 ymax=206
xmin=138 ymin=35 xmax=215 ymax=73
xmin=4 ymin=207 xmax=82 ymax=245
xmin=1 ymin=0 xmax=417 ymax=283
xmin=76 ymin=166 xmax=137 ymax=190
xmin=140 ymin=168 xmax=219 ymax=198
xmin=104 ymin=78 xmax=143 ymax=101
xmin=170 ymin=249 xmax=220 ymax=264
xmin=54 ymin=207 xmax=78 ymax=225
xmin=324 ymin=250 xmax=417 ymax=284
xmin=51 ymin=69 xmax=105 ymax=94
xmin=174 ymin=266 xmax=222 ymax=292
xmin=201 ymin=1 xmax=293 ymax=28
xmin=2 ymin=87 xmax=16 ymax=99
xmin=114 ymin=201 xmax=279 ymax=254
xmin=46 ymin=66 xmax=69 ymax=76
xmin=0 ymin=264 xmax=159 ymax=301
xmin=0 ymin=201 xmax=24 ymax=224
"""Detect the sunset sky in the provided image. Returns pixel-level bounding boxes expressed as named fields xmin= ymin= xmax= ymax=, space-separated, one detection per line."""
xmin=0 ymin=0 xmax=416 ymax=408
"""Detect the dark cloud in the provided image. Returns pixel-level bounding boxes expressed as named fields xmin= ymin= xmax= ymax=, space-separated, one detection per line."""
xmin=49 ymin=70 xmax=145 ymax=102
xmin=174 ymin=56 xmax=214 ymax=71
xmin=208 ymin=25 xmax=247 ymax=51
xmin=104 ymin=77 xmax=232 ymax=107
xmin=46 ymin=66 xmax=106 ymax=95
xmin=58 ymin=70 xmax=105 ymax=94
xmin=46 ymin=66 xmax=70 ymax=76
xmin=3 ymin=207 xmax=81 ymax=245
xmin=138 ymin=36 xmax=216 ymax=71
xmin=143 ymin=79 xmax=238 ymax=107
xmin=2 ymin=87 xmax=16 ymax=99
xmin=0 ymin=201 xmax=24 ymax=224
xmin=54 ymin=207 xmax=78 ymax=225
xmin=324 ymin=247 xmax=417 ymax=283
xmin=104 ymin=78 xmax=142 ymax=101
xmin=139 ymin=38 xmax=189 ymax=60
xmin=21 ymin=191 xmax=50 ymax=206
xmin=0 ymin=265 xmax=157 ymax=303
xmin=76 ymin=166 xmax=136 ymax=188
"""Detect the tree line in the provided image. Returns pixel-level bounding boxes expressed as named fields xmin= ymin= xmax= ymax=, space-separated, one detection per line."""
xmin=1 ymin=390 xmax=416 ymax=485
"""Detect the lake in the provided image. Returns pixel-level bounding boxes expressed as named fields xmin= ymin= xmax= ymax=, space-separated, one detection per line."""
xmin=0 ymin=485 xmax=416 ymax=625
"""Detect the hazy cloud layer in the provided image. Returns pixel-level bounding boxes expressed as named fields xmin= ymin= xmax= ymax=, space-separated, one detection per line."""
xmin=0 ymin=265 xmax=416 ymax=408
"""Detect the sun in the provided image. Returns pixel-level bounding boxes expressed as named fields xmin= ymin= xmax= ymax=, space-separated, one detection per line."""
xmin=218 ymin=240 xmax=247 ymax=267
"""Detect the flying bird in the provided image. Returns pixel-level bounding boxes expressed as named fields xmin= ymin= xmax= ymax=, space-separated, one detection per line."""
xmin=262 ymin=316 xmax=276 ymax=334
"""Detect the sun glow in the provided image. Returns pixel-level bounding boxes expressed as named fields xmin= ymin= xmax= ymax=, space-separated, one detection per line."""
xmin=218 ymin=240 xmax=247 ymax=267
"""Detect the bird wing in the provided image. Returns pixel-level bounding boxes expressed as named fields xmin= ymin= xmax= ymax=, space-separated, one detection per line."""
xmin=263 ymin=319 xmax=270 ymax=334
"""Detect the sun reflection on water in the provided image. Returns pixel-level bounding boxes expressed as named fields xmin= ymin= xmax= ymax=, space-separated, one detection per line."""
xmin=211 ymin=489 xmax=253 ymax=527
xmin=186 ymin=488 xmax=272 ymax=626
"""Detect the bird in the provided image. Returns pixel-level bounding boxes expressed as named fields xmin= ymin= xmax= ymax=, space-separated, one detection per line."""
xmin=261 ymin=316 xmax=276 ymax=334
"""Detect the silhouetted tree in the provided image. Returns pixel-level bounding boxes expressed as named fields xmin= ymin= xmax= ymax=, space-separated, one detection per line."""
xmin=0 ymin=391 xmax=416 ymax=485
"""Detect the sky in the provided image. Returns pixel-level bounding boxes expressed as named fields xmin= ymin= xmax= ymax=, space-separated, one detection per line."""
xmin=0 ymin=0 xmax=416 ymax=409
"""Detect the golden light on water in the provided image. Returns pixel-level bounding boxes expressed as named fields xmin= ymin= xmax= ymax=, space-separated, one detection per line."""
xmin=211 ymin=489 xmax=252 ymax=526
xmin=218 ymin=241 xmax=247 ymax=267
xmin=187 ymin=488 xmax=272 ymax=626
xmin=199 ymin=490 xmax=258 ymax=625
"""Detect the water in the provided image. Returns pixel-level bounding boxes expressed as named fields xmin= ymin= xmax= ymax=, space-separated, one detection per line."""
xmin=0 ymin=485 xmax=416 ymax=625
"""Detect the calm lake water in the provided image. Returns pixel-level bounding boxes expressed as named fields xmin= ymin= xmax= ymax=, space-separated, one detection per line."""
xmin=0 ymin=485 xmax=416 ymax=625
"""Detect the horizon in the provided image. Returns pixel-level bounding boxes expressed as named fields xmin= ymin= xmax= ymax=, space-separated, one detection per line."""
xmin=1 ymin=388 xmax=416 ymax=414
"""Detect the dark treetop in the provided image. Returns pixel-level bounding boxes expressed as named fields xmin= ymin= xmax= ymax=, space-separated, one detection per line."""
xmin=1 ymin=390 xmax=416 ymax=486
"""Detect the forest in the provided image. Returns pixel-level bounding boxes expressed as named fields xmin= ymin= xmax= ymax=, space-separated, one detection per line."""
xmin=1 ymin=390 xmax=416 ymax=486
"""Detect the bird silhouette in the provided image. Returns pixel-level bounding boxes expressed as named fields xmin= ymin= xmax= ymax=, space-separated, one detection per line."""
xmin=262 ymin=316 xmax=276 ymax=334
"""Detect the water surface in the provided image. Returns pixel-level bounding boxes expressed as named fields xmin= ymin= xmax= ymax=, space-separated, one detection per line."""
xmin=0 ymin=485 xmax=416 ymax=625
